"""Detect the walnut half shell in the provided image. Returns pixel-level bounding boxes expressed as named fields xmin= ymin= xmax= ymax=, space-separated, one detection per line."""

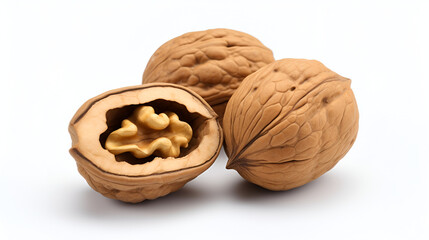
xmin=69 ymin=83 xmax=222 ymax=203
xmin=223 ymin=59 xmax=359 ymax=191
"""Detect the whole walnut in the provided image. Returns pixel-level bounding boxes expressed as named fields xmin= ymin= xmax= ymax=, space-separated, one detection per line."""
xmin=142 ymin=28 xmax=275 ymax=119
xmin=223 ymin=59 xmax=359 ymax=191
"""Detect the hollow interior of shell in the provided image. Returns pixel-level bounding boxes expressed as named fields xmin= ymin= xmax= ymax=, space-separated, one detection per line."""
xmin=99 ymin=99 xmax=208 ymax=165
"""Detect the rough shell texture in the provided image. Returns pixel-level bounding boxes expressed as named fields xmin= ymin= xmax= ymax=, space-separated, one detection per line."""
xmin=223 ymin=59 xmax=359 ymax=191
xmin=69 ymin=83 xmax=223 ymax=203
xmin=142 ymin=28 xmax=275 ymax=119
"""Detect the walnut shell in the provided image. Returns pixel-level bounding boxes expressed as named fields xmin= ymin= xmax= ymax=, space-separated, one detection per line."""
xmin=69 ymin=83 xmax=222 ymax=203
xmin=223 ymin=59 xmax=359 ymax=191
xmin=142 ymin=28 xmax=275 ymax=120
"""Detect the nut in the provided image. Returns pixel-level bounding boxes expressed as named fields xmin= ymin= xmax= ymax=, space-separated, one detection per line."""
xmin=105 ymin=106 xmax=193 ymax=158
xmin=223 ymin=59 xmax=359 ymax=191
xmin=69 ymin=83 xmax=223 ymax=203
xmin=142 ymin=28 xmax=275 ymax=120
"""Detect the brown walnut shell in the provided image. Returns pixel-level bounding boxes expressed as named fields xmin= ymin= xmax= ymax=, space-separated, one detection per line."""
xmin=142 ymin=28 xmax=275 ymax=120
xmin=69 ymin=83 xmax=223 ymax=203
xmin=223 ymin=59 xmax=359 ymax=191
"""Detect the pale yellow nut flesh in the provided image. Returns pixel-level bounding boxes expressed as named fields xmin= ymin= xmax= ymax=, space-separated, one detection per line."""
xmin=105 ymin=106 xmax=193 ymax=158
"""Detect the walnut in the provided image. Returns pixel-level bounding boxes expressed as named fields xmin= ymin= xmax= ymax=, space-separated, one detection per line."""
xmin=223 ymin=59 xmax=359 ymax=191
xmin=142 ymin=28 xmax=275 ymax=120
xmin=69 ymin=83 xmax=223 ymax=203
xmin=105 ymin=106 xmax=193 ymax=158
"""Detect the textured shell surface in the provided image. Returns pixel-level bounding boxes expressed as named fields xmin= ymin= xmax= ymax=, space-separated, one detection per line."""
xmin=223 ymin=58 xmax=359 ymax=191
xmin=142 ymin=28 xmax=275 ymax=118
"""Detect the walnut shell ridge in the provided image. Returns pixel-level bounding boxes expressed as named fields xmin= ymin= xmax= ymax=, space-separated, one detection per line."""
xmin=142 ymin=28 xmax=275 ymax=119
xmin=69 ymin=84 xmax=223 ymax=203
xmin=223 ymin=59 xmax=359 ymax=191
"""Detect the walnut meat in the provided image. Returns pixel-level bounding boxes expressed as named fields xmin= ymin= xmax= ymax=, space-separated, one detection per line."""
xmin=69 ymin=83 xmax=223 ymax=203
xmin=105 ymin=106 xmax=193 ymax=158
xmin=223 ymin=59 xmax=359 ymax=191
xmin=142 ymin=28 xmax=275 ymax=119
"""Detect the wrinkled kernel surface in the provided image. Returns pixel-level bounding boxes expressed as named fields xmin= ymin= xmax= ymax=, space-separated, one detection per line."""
xmin=105 ymin=106 xmax=192 ymax=158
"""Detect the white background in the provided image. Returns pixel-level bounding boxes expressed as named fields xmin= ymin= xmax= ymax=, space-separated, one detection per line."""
xmin=1 ymin=0 xmax=428 ymax=239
